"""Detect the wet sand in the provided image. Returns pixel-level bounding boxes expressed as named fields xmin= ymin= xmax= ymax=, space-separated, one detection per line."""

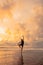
xmin=0 ymin=48 xmax=43 ymax=65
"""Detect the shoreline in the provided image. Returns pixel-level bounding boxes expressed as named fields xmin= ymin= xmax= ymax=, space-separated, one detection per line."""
xmin=0 ymin=46 xmax=43 ymax=50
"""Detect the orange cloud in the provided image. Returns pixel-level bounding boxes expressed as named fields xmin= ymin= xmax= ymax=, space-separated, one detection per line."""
xmin=0 ymin=0 xmax=43 ymax=48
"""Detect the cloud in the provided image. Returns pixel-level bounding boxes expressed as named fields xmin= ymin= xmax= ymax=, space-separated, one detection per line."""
xmin=0 ymin=0 xmax=16 ymax=9
xmin=0 ymin=0 xmax=43 ymax=47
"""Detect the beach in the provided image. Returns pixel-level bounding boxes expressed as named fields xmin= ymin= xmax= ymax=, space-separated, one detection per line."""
xmin=0 ymin=47 xmax=43 ymax=65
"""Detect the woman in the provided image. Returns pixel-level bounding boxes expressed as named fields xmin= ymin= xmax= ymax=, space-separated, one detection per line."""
xmin=18 ymin=36 xmax=24 ymax=52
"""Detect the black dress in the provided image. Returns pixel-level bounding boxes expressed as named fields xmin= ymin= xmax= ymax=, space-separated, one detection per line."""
xmin=21 ymin=39 xmax=24 ymax=48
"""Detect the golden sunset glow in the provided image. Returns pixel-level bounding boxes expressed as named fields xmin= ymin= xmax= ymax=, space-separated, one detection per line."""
xmin=0 ymin=0 xmax=43 ymax=48
xmin=0 ymin=27 xmax=5 ymax=34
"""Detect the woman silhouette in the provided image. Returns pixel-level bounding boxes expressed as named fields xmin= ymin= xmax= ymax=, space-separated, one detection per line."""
xmin=18 ymin=36 xmax=24 ymax=52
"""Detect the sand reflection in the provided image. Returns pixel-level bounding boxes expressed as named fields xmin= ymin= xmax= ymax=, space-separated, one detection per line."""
xmin=0 ymin=50 xmax=24 ymax=65
xmin=0 ymin=50 xmax=18 ymax=65
xmin=17 ymin=51 xmax=24 ymax=65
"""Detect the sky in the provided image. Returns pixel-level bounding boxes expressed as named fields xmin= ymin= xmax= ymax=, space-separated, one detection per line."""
xmin=0 ymin=0 xmax=43 ymax=47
